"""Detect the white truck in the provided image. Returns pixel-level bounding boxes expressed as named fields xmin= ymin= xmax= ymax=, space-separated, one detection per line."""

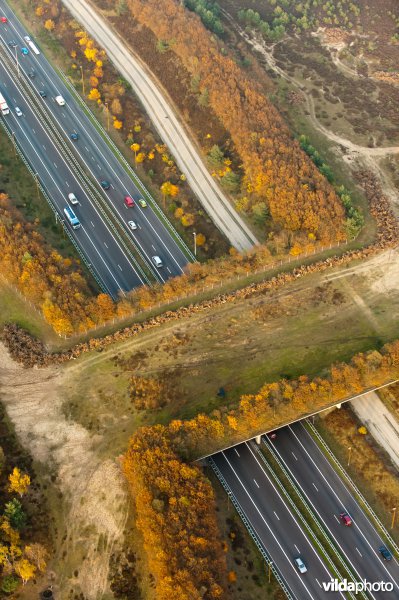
xmin=0 ymin=92 xmax=10 ymax=115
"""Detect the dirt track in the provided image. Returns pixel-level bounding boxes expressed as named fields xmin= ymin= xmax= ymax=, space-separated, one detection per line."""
xmin=0 ymin=345 xmax=128 ymax=600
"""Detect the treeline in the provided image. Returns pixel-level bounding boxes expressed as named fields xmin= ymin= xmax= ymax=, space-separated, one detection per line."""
xmin=123 ymin=427 xmax=227 ymax=600
xmin=125 ymin=0 xmax=346 ymax=243
xmin=0 ymin=194 xmax=130 ymax=335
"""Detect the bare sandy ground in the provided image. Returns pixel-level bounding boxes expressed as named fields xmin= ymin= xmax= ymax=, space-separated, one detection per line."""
xmin=0 ymin=345 xmax=129 ymax=599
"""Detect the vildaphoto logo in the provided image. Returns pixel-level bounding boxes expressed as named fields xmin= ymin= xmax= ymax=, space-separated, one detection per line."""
xmin=322 ymin=579 xmax=394 ymax=594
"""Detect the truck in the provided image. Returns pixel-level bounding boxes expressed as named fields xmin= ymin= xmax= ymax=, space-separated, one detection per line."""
xmin=63 ymin=206 xmax=81 ymax=229
xmin=0 ymin=92 xmax=9 ymax=115
xmin=28 ymin=41 xmax=40 ymax=55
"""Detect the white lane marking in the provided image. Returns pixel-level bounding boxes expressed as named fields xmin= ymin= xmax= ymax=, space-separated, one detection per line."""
xmin=97 ymin=163 xmax=101 ymax=169
xmin=90 ymin=221 xmax=95 ymax=227
xmin=273 ymin=511 xmax=280 ymax=521
xmin=295 ymin=423 xmax=399 ymax=593
xmin=312 ymin=483 xmax=318 ymax=492
xmin=334 ymin=515 xmax=340 ymax=523
xmin=104 ymin=242 xmax=108 ymax=248
xmin=356 ymin=548 xmax=362 ymax=557
xmin=118 ymin=264 xmax=122 ymax=271
xmin=85 ymin=146 xmax=89 ymax=151
xmin=291 ymin=451 xmax=298 ymax=461
xmin=65 ymin=181 xmax=70 ymax=187
xmin=42 ymin=145 xmax=46 ymax=150
xmin=221 ymin=451 xmax=319 ymax=600
xmin=53 ymin=162 xmax=58 ymax=168
xmin=234 ymin=448 xmax=240 ymax=457
xmin=91 ymin=155 xmax=95 ymax=161
xmin=294 ymin=544 xmax=300 ymax=553
xmin=316 ymin=579 xmax=322 ymax=588
xmin=32 ymin=128 xmax=35 ymax=134
xmin=253 ymin=479 xmax=259 ymax=488
xmin=167 ymin=267 xmax=172 ymax=274
xmin=151 ymin=244 xmax=156 ymax=251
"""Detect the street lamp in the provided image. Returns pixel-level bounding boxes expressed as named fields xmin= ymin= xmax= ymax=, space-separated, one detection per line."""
xmin=392 ymin=507 xmax=397 ymax=530
xmin=347 ymin=446 xmax=352 ymax=467
xmin=80 ymin=65 xmax=85 ymax=96
xmin=105 ymin=102 xmax=110 ymax=131
xmin=193 ymin=230 xmax=197 ymax=257
xmin=34 ymin=173 xmax=40 ymax=201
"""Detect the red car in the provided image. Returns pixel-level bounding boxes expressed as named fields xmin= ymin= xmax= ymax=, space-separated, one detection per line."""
xmin=267 ymin=431 xmax=277 ymax=440
xmin=340 ymin=512 xmax=352 ymax=526
xmin=124 ymin=195 xmax=135 ymax=208
xmin=1 ymin=17 xmax=7 ymax=23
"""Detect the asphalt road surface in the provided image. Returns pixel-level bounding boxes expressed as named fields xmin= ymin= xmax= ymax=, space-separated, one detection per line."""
xmin=212 ymin=442 xmax=346 ymax=599
xmin=0 ymin=5 xmax=193 ymax=294
xmin=265 ymin=422 xmax=399 ymax=599
xmin=61 ymin=0 xmax=259 ymax=252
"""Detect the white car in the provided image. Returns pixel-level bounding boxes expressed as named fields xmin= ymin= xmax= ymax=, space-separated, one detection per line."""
xmin=68 ymin=193 xmax=78 ymax=205
xmin=55 ymin=95 xmax=65 ymax=106
xmin=152 ymin=255 xmax=163 ymax=268
xmin=15 ymin=106 xmax=22 ymax=117
xmin=128 ymin=220 xmax=137 ymax=230
xmin=294 ymin=557 xmax=307 ymax=574
xmin=24 ymin=35 xmax=31 ymax=42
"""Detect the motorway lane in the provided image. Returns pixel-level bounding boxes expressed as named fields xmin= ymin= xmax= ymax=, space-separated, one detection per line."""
xmin=265 ymin=422 xmax=399 ymax=598
xmin=0 ymin=7 xmax=191 ymax=282
xmin=0 ymin=56 xmax=145 ymax=297
xmin=212 ymin=442 xmax=346 ymax=599
xmin=61 ymin=0 xmax=259 ymax=253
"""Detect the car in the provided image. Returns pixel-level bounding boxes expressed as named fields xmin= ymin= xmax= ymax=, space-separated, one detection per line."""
xmin=55 ymin=95 xmax=65 ymax=106
xmin=339 ymin=512 xmax=352 ymax=527
xmin=379 ymin=546 xmax=393 ymax=561
xmin=15 ymin=107 xmax=22 ymax=117
xmin=267 ymin=431 xmax=277 ymax=440
xmin=70 ymin=133 xmax=79 ymax=141
xmin=39 ymin=90 xmax=47 ymax=98
xmin=100 ymin=180 xmax=111 ymax=190
xmin=28 ymin=68 xmax=35 ymax=78
xmin=68 ymin=193 xmax=78 ymax=205
xmin=294 ymin=557 xmax=307 ymax=574
xmin=137 ymin=198 xmax=147 ymax=208
xmin=23 ymin=36 xmax=30 ymax=42
xmin=21 ymin=47 xmax=29 ymax=55
xmin=152 ymin=255 xmax=163 ymax=268
xmin=1 ymin=17 xmax=8 ymax=23
xmin=124 ymin=195 xmax=134 ymax=208
xmin=8 ymin=41 xmax=17 ymax=47
xmin=128 ymin=220 xmax=137 ymax=230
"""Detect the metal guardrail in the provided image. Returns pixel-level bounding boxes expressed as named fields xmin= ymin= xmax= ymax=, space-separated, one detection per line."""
xmin=0 ymin=44 xmax=151 ymax=287
xmin=0 ymin=117 xmax=106 ymax=295
xmin=305 ymin=419 xmax=399 ymax=556
xmin=58 ymin=67 xmax=196 ymax=262
xmin=259 ymin=438 xmax=362 ymax=600
xmin=207 ymin=456 xmax=294 ymax=600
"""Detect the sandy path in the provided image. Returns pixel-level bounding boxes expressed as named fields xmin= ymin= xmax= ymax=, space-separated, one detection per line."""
xmin=0 ymin=345 xmax=129 ymax=599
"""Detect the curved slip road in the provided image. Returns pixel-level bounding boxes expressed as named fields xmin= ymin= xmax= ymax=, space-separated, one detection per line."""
xmin=61 ymin=0 xmax=259 ymax=253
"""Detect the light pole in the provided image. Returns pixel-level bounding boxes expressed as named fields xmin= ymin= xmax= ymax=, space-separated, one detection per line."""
xmin=105 ymin=102 xmax=110 ymax=131
xmin=14 ymin=44 xmax=20 ymax=77
xmin=34 ymin=173 xmax=40 ymax=201
xmin=392 ymin=507 xmax=397 ymax=530
xmin=347 ymin=446 xmax=352 ymax=467
xmin=80 ymin=65 xmax=85 ymax=96
xmin=268 ymin=562 xmax=272 ymax=583
xmin=193 ymin=230 xmax=197 ymax=257
xmin=11 ymin=131 xmax=16 ymax=158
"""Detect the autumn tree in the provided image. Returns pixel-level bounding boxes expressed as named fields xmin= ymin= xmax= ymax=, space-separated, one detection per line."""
xmin=14 ymin=559 xmax=35 ymax=585
xmin=44 ymin=19 xmax=55 ymax=31
xmin=8 ymin=469 xmax=30 ymax=498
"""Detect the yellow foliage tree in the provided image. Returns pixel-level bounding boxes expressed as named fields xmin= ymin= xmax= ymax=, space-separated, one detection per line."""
xmin=8 ymin=468 xmax=30 ymax=497
xmin=44 ymin=19 xmax=55 ymax=31
xmin=15 ymin=559 xmax=36 ymax=585
xmin=136 ymin=152 xmax=146 ymax=163
xmin=113 ymin=119 xmax=123 ymax=130
xmin=35 ymin=6 xmax=44 ymax=17
xmin=181 ymin=213 xmax=195 ymax=227
xmin=196 ymin=233 xmax=206 ymax=246
xmin=89 ymin=75 xmax=99 ymax=88
xmin=87 ymin=88 xmax=101 ymax=102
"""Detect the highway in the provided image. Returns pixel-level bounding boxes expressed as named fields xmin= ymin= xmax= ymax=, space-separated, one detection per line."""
xmin=61 ymin=0 xmax=259 ymax=252
xmin=212 ymin=442 xmax=346 ymax=599
xmin=264 ymin=422 xmax=399 ymax=598
xmin=0 ymin=3 xmax=193 ymax=295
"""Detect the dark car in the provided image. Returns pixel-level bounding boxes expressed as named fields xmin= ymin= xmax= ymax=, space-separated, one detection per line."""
xmin=39 ymin=90 xmax=47 ymax=98
xmin=70 ymin=133 xmax=79 ymax=141
xmin=339 ymin=512 xmax=352 ymax=527
xmin=100 ymin=180 xmax=111 ymax=190
xmin=267 ymin=431 xmax=277 ymax=440
xmin=379 ymin=546 xmax=393 ymax=561
xmin=8 ymin=40 xmax=17 ymax=47
xmin=28 ymin=68 xmax=35 ymax=78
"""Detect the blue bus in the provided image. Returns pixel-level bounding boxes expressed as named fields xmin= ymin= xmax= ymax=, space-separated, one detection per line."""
xmin=64 ymin=206 xmax=81 ymax=229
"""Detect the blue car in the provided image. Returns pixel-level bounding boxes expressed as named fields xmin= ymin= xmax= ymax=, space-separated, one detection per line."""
xmin=21 ymin=47 xmax=29 ymax=55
